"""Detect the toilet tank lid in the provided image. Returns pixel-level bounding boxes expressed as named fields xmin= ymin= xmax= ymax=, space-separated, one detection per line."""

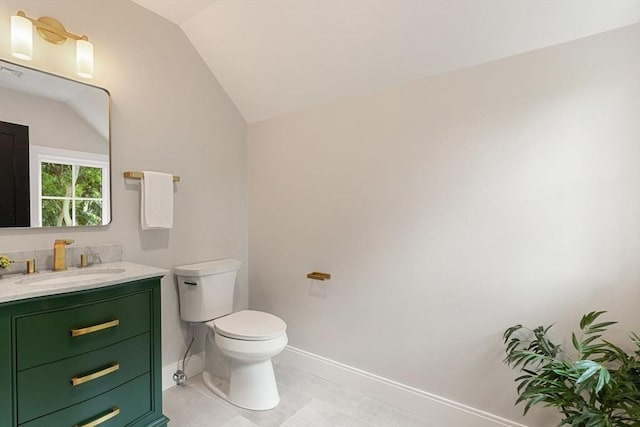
xmin=174 ymin=259 xmax=241 ymax=277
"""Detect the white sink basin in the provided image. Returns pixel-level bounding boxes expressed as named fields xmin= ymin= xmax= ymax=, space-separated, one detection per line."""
xmin=17 ymin=268 xmax=126 ymax=286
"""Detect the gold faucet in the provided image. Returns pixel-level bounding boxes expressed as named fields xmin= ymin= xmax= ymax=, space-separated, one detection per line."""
xmin=14 ymin=259 xmax=36 ymax=274
xmin=53 ymin=239 xmax=74 ymax=271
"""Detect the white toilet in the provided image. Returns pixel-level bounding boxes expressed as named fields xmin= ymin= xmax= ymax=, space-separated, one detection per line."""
xmin=175 ymin=259 xmax=288 ymax=410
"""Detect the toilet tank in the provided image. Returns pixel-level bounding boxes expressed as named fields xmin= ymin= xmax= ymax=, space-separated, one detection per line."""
xmin=174 ymin=258 xmax=242 ymax=323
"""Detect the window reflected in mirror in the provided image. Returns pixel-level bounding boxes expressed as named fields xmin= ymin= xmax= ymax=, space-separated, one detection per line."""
xmin=38 ymin=151 xmax=109 ymax=227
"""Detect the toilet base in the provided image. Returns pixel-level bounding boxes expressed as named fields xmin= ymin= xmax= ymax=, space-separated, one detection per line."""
xmin=202 ymin=359 xmax=280 ymax=411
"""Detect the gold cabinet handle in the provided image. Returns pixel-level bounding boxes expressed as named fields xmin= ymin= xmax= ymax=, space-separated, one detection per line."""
xmin=70 ymin=319 xmax=120 ymax=337
xmin=75 ymin=407 xmax=120 ymax=427
xmin=71 ymin=363 xmax=119 ymax=386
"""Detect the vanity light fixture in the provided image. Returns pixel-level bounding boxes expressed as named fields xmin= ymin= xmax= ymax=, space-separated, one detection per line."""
xmin=10 ymin=10 xmax=94 ymax=78
xmin=10 ymin=14 xmax=32 ymax=60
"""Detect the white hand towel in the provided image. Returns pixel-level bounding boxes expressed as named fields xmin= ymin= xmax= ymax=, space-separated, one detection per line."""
xmin=141 ymin=171 xmax=174 ymax=230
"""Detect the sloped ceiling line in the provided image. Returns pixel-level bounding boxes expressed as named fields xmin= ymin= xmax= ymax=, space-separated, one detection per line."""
xmin=132 ymin=0 xmax=640 ymax=123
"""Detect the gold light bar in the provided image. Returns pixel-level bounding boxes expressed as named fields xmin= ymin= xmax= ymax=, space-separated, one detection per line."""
xmin=16 ymin=10 xmax=88 ymax=43
xmin=124 ymin=171 xmax=181 ymax=182
xmin=12 ymin=10 xmax=94 ymax=78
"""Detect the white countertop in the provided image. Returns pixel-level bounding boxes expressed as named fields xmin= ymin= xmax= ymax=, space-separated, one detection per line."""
xmin=0 ymin=261 xmax=168 ymax=303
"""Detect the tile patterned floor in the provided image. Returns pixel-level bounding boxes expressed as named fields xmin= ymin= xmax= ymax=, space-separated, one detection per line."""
xmin=163 ymin=361 xmax=432 ymax=426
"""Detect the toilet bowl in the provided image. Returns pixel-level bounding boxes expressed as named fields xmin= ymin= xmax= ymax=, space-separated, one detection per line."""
xmin=202 ymin=310 xmax=287 ymax=410
xmin=174 ymin=259 xmax=288 ymax=411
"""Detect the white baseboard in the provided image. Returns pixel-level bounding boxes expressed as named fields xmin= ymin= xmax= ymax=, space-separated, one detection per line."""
xmin=162 ymin=351 xmax=205 ymax=391
xmin=277 ymin=346 xmax=527 ymax=427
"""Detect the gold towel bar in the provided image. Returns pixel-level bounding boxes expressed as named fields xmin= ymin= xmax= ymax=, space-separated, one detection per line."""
xmin=124 ymin=171 xmax=181 ymax=182
xmin=307 ymin=272 xmax=331 ymax=281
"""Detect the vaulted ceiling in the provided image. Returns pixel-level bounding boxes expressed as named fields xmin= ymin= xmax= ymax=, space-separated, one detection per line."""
xmin=131 ymin=0 xmax=640 ymax=123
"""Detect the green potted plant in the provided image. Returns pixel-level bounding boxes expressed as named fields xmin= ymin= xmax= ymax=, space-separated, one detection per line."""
xmin=0 ymin=255 xmax=11 ymax=277
xmin=503 ymin=311 xmax=640 ymax=426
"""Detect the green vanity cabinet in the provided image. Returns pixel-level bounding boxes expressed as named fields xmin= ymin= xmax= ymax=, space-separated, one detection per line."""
xmin=0 ymin=277 xmax=169 ymax=427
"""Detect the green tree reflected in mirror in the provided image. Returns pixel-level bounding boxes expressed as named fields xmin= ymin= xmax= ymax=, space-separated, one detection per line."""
xmin=41 ymin=162 xmax=103 ymax=227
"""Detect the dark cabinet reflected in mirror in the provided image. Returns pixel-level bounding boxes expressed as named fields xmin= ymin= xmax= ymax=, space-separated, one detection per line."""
xmin=0 ymin=121 xmax=30 ymax=226
xmin=0 ymin=59 xmax=110 ymax=229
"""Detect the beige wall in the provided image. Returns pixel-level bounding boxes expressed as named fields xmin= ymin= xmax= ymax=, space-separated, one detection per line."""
xmin=1 ymin=87 xmax=107 ymax=154
xmin=248 ymin=24 xmax=640 ymax=424
xmin=0 ymin=0 xmax=247 ymax=367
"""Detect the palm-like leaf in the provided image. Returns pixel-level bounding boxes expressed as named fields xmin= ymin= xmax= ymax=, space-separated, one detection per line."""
xmin=503 ymin=311 xmax=640 ymax=426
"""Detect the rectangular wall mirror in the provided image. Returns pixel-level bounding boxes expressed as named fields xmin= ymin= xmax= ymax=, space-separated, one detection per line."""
xmin=0 ymin=59 xmax=110 ymax=229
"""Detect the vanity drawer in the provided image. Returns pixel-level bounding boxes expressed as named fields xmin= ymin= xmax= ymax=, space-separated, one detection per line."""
xmin=17 ymin=333 xmax=150 ymax=424
xmin=16 ymin=290 xmax=150 ymax=370
xmin=20 ymin=373 xmax=151 ymax=427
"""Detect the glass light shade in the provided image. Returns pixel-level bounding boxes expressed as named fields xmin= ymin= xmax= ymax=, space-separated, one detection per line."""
xmin=76 ymin=39 xmax=94 ymax=78
xmin=11 ymin=15 xmax=33 ymax=60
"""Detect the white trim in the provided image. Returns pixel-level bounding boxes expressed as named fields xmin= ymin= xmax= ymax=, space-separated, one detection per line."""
xmin=162 ymin=351 xmax=205 ymax=391
xmin=276 ymin=345 xmax=528 ymax=427
xmin=31 ymin=145 xmax=109 ymax=164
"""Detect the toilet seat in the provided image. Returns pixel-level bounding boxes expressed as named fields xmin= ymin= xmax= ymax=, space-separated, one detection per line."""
xmin=209 ymin=310 xmax=286 ymax=341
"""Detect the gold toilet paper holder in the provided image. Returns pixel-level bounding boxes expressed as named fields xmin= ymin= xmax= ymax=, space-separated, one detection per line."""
xmin=307 ymin=272 xmax=331 ymax=281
